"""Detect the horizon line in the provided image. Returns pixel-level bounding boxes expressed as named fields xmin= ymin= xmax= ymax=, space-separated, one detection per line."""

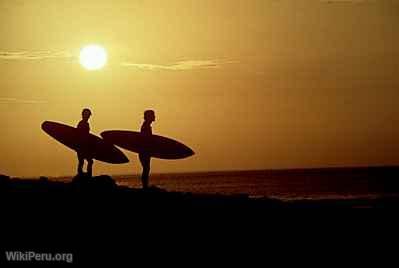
xmin=5 ymin=164 xmax=399 ymax=179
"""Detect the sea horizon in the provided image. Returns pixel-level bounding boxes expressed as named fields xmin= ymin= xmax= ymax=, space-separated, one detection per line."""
xmin=8 ymin=164 xmax=399 ymax=180
xmin=6 ymin=165 xmax=398 ymax=201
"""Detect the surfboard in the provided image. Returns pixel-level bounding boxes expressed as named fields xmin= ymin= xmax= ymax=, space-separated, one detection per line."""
xmin=100 ymin=130 xmax=195 ymax=159
xmin=42 ymin=121 xmax=129 ymax=164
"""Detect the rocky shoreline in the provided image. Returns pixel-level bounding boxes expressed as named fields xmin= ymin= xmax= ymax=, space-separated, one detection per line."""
xmin=1 ymin=174 xmax=398 ymax=210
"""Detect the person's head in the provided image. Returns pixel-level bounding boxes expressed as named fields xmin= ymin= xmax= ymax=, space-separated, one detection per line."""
xmin=81 ymin=108 xmax=92 ymax=120
xmin=144 ymin=110 xmax=155 ymax=122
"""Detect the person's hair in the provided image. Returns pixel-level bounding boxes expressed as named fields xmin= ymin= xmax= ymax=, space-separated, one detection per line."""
xmin=144 ymin=110 xmax=155 ymax=121
xmin=82 ymin=108 xmax=92 ymax=117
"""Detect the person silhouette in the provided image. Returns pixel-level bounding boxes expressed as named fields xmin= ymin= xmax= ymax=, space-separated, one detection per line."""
xmin=139 ymin=110 xmax=155 ymax=189
xmin=77 ymin=108 xmax=93 ymax=177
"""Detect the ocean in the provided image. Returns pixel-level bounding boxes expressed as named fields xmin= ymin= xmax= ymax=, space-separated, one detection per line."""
xmin=111 ymin=166 xmax=399 ymax=201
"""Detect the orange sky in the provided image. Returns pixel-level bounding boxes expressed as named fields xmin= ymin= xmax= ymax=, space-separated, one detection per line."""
xmin=1 ymin=0 xmax=399 ymax=177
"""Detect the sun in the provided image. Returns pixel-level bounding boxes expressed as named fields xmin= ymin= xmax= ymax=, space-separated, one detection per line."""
xmin=79 ymin=45 xmax=107 ymax=70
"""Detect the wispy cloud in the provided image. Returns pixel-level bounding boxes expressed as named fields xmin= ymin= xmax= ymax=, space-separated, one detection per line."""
xmin=0 ymin=98 xmax=47 ymax=104
xmin=121 ymin=60 xmax=237 ymax=71
xmin=0 ymin=50 xmax=72 ymax=60
xmin=1 ymin=51 xmax=236 ymax=71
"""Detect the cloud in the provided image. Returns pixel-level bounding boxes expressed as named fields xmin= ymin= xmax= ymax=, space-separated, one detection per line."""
xmin=0 ymin=98 xmax=47 ymax=104
xmin=0 ymin=50 xmax=72 ymax=60
xmin=121 ymin=60 xmax=237 ymax=71
xmin=0 ymin=51 xmax=236 ymax=71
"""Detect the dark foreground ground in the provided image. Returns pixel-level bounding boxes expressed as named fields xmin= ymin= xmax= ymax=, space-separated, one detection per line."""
xmin=1 ymin=174 xmax=398 ymax=265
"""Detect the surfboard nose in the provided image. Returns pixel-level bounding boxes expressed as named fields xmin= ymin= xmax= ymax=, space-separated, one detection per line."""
xmin=185 ymin=147 xmax=195 ymax=157
xmin=41 ymin=121 xmax=50 ymax=131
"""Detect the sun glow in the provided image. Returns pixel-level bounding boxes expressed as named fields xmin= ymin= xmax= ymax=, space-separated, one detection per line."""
xmin=79 ymin=45 xmax=107 ymax=70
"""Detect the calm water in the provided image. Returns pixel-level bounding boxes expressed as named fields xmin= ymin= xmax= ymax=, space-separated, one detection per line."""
xmin=111 ymin=167 xmax=399 ymax=201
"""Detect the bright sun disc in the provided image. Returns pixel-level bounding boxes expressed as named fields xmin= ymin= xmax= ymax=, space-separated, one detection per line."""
xmin=79 ymin=45 xmax=107 ymax=70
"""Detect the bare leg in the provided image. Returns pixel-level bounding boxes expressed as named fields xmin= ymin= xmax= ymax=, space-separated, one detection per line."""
xmin=142 ymin=166 xmax=149 ymax=189
xmin=139 ymin=154 xmax=150 ymax=189
xmin=87 ymin=158 xmax=93 ymax=178
xmin=77 ymin=153 xmax=84 ymax=176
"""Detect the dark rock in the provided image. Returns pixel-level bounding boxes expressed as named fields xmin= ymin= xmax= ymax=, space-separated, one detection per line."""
xmin=91 ymin=175 xmax=117 ymax=191
xmin=0 ymin=175 xmax=10 ymax=189
xmin=0 ymin=174 xmax=10 ymax=182
xmin=39 ymin=176 xmax=49 ymax=183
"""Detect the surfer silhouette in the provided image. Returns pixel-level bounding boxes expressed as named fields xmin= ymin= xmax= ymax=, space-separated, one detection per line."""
xmin=77 ymin=108 xmax=93 ymax=177
xmin=139 ymin=110 xmax=155 ymax=189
